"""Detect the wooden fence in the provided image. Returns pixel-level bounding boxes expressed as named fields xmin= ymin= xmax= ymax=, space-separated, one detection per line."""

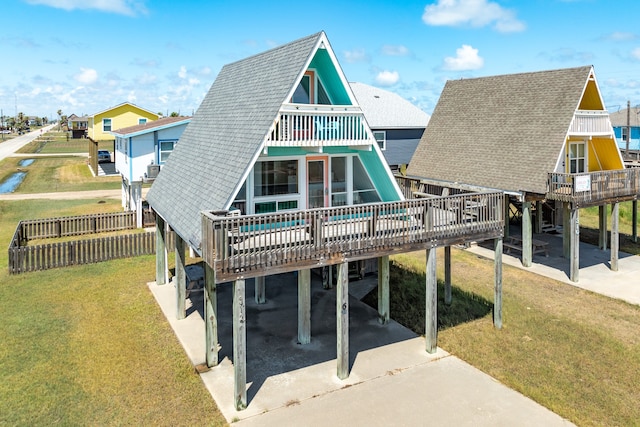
xmin=8 ymin=211 xmax=170 ymax=274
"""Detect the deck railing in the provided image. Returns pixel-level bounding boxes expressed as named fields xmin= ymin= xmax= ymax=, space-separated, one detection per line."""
xmin=394 ymin=175 xmax=471 ymax=199
xmin=267 ymin=103 xmax=371 ymax=148
xmin=202 ymin=192 xmax=504 ymax=282
xmin=568 ymin=110 xmax=612 ymax=136
xmin=547 ymin=169 xmax=640 ymax=207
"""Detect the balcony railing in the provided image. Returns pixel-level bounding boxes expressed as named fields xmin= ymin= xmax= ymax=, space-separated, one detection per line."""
xmin=267 ymin=103 xmax=372 ymax=148
xmin=547 ymin=169 xmax=640 ymax=207
xmin=568 ymin=110 xmax=612 ymax=136
xmin=202 ymin=192 xmax=504 ymax=283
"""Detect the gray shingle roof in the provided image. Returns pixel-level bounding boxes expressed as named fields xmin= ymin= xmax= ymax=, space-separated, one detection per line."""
xmin=609 ymin=106 xmax=640 ymax=127
xmin=350 ymin=82 xmax=430 ymax=129
xmin=146 ymin=32 xmax=323 ymax=249
xmin=407 ymin=66 xmax=593 ymax=195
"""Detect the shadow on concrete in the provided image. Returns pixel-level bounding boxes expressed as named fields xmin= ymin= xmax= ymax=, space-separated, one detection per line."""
xmin=181 ymin=267 xmax=419 ymax=405
xmin=478 ymin=224 xmax=633 ymax=279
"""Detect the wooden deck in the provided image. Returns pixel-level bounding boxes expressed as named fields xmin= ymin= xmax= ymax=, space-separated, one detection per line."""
xmin=547 ymin=169 xmax=640 ymax=207
xmin=202 ymin=192 xmax=504 ymax=283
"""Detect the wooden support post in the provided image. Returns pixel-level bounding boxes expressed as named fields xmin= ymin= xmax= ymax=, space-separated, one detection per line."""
xmin=255 ymin=276 xmax=266 ymax=304
xmin=175 ymin=233 xmax=186 ymax=320
xmin=444 ymin=246 xmax=452 ymax=306
xmin=494 ymin=238 xmax=503 ymax=329
xmin=611 ymin=202 xmax=619 ymax=272
xmin=377 ymin=256 xmax=389 ymax=325
xmin=598 ymin=205 xmax=608 ymax=250
xmin=425 ymin=247 xmax=437 ymax=354
xmin=534 ymin=201 xmax=543 ymax=234
xmin=233 ymin=278 xmax=247 ymax=410
xmin=205 ymin=262 xmax=218 ymax=367
xmin=570 ymin=207 xmax=580 ymax=282
xmin=563 ymin=202 xmax=570 ymax=259
xmin=155 ymin=215 xmax=166 ymax=285
xmin=522 ymin=201 xmax=532 ymax=268
xmin=336 ymin=262 xmax=349 ymax=380
xmin=298 ymin=269 xmax=311 ymax=344
xmin=633 ymin=200 xmax=638 ymax=243
xmin=504 ymin=194 xmax=510 ymax=238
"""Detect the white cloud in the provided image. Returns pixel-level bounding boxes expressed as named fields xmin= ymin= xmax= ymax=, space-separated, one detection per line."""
xmin=443 ymin=45 xmax=484 ymax=71
xmin=74 ymin=67 xmax=98 ymax=84
xmin=127 ymin=91 xmax=137 ymax=103
xmin=381 ymin=45 xmax=410 ymax=57
xmin=632 ymin=48 xmax=640 ymax=60
xmin=178 ymin=65 xmax=188 ymax=79
xmin=375 ymin=71 xmax=400 ymax=86
xmin=604 ymin=32 xmax=637 ymax=42
xmin=25 ymin=0 xmax=147 ymax=16
xmin=343 ymin=49 xmax=370 ymax=63
xmin=422 ymin=0 xmax=525 ymax=33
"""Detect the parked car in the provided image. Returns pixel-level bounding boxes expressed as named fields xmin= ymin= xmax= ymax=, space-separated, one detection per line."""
xmin=97 ymin=150 xmax=111 ymax=163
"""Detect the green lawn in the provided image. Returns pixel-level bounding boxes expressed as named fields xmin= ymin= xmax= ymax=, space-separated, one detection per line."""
xmin=0 ymin=199 xmax=225 ymax=426
xmin=372 ymin=250 xmax=640 ymax=427
xmin=0 ymin=155 xmax=120 ymax=193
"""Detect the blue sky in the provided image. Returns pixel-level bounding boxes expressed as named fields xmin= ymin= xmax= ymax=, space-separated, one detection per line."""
xmin=2 ymin=0 xmax=640 ymax=120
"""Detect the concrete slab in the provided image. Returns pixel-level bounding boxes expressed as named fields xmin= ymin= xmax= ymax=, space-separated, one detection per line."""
xmin=469 ymin=232 xmax=640 ymax=306
xmin=149 ymin=270 xmax=573 ymax=425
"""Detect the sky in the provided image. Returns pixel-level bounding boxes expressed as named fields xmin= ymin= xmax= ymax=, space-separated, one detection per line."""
xmin=3 ymin=0 xmax=640 ymax=120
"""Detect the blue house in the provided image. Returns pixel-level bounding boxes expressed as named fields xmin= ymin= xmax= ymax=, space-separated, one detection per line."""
xmin=350 ymin=82 xmax=430 ymax=172
xmin=609 ymin=105 xmax=640 ymax=152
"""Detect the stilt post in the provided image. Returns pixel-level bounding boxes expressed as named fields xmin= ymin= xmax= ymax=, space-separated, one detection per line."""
xmin=336 ymin=262 xmax=349 ymax=379
xmin=233 ymin=278 xmax=247 ymax=410
xmin=155 ymin=214 xmax=166 ymax=285
xmin=298 ymin=269 xmax=311 ymax=344
xmin=175 ymin=233 xmax=186 ymax=320
xmin=611 ymin=202 xmax=619 ymax=272
xmin=204 ymin=262 xmax=218 ymax=367
xmin=522 ymin=201 xmax=532 ymax=267
xmin=425 ymin=247 xmax=437 ymax=354
xmin=444 ymin=246 xmax=452 ymax=306
xmin=378 ymin=256 xmax=390 ymax=325
xmin=494 ymin=238 xmax=503 ymax=329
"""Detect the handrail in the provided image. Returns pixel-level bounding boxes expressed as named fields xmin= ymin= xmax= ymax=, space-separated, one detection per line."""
xmin=202 ymin=192 xmax=504 ymax=282
xmin=547 ymin=169 xmax=640 ymax=206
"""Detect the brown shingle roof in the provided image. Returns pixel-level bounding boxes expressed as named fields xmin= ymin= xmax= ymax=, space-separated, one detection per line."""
xmin=111 ymin=116 xmax=190 ymax=136
xmin=407 ymin=66 xmax=593 ymax=195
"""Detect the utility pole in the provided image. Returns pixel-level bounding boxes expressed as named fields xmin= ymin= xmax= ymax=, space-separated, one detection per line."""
xmin=626 ymin=100 xmax=631 ymax=155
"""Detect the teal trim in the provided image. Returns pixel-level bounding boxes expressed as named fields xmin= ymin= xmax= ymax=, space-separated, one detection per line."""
xmin=309 ymin=49 xmax=351 ymax=105
xmin=357 ymin=150 xmax=401 ymax=202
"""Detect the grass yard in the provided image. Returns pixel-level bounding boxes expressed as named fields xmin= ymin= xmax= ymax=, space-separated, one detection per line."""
xmin=0 ymin=199 xmax=225 ymax=426
xmin=17 ymin=130 xmax=114 ymax=154
xmin=368 ymin=249 xmax=640 ymax=427
xmin=580 ymin=202 xmax=640 ymax=255
xmin=0 ymin=156 xmax=120 ymax=193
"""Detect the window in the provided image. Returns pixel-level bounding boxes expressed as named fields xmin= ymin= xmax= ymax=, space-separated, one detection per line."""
xmin=159 ymin=140 xmax=176 ymax=164
xmin=139 ymin=118 xmax=147 ymax=125
xmin=353 ymin=157 xmax=381 ymax=204
xmin=331 ymin=157 xmax=347 ymax=206
xmin=292 ymin=75 xmax=311 ymax=104
xmin=569 ymin=142 xmax=586 ymax=174
xmin=622 ymin=127 xmax=628 ymax=142
xmin=374 ymin=131 xmax=386 ymax=151
xmin=103 ymin=118 xmax=112 ymax=132
xmin=254 ymin=159 xmax=299 ymax=197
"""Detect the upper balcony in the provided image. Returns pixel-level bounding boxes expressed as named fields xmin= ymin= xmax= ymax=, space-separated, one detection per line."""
xmin=267 ymin=103 xmax=372 ymax=149
xmin=547 ymin=168 xmax=640 ymax=207
xmin=568 ymin=110 xmax=612 ymax=137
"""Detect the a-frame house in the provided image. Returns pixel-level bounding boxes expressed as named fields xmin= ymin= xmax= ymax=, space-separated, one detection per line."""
xmin=147 ymin=32 xmax=505 ymax=411
xmin=407 ymin=66 xmax=639 ymax=282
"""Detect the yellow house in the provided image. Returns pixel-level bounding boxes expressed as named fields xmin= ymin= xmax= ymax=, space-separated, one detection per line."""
xmin=87 ymin=102 xmax=159 ymax=141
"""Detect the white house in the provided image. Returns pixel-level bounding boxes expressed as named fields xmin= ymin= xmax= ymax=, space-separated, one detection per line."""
xmin=110 ymin=116 xmax=191 ymax=226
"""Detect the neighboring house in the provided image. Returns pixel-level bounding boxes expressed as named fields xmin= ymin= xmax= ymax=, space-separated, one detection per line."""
xmin=609 ymin=105 xmax=640 ymax=152
xmin=87 ymin=102 xmax=159 ymax=141
xmin=110 ymin=116 xmax=191 ymax=227
xmin=350 ymin=82 xmax=430 ymax=172
xmin=146 ymin=32 xmax=505 ymax=411
xmin=67 ymin=114 xmax=89 ymax=139
xmin=408 ymin=65 xmax=638 ymax=282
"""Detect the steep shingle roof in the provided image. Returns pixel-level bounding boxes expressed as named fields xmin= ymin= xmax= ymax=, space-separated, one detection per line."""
xmin=146 ymin=32 xmax=323 ymax=249
xmin=407 ymin=66 xmax=593 ymax=195
xmin=350 ymin=82 xmax=430 ymax=129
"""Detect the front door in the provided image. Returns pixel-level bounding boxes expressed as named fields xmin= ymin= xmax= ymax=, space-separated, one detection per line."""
xmin=307 ymin=156 xmax=328 ymax=208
